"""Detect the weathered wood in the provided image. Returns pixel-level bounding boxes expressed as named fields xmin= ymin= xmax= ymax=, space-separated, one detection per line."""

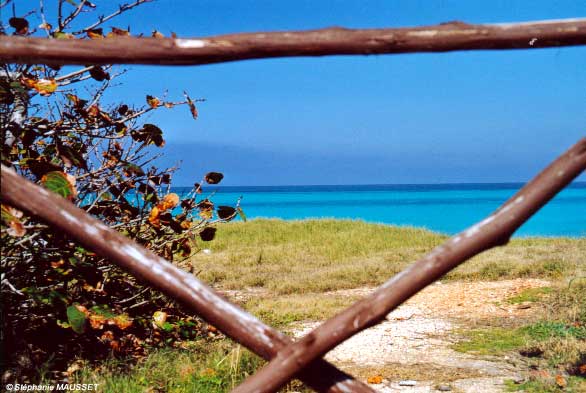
xmin=1 ymin=19 xmax=585 ymax=66
xmin=0 ymin=165 xmax=375 ymax=393
xmin=232 ymin=138 xmax=586 ymax=393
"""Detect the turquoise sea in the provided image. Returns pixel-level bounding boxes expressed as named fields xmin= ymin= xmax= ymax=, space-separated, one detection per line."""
xmin=176 ymin=183 xmax=586 ymax=237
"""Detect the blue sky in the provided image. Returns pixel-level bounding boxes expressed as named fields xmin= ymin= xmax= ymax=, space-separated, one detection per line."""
xmin=26 ymin=1 xmax=586 ymax=185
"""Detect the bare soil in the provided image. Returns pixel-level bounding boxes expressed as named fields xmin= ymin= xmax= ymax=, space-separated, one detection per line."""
xmin=290 ymin=279 xmax=551 ymax=393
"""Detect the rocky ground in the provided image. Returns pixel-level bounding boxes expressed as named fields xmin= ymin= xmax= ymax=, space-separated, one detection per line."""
xmin=289 ymin=279 xmax=551 ymax=393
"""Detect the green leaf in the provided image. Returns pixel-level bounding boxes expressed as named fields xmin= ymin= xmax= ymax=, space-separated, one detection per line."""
xmin=90 ymin=305 xmax=115 ymax=318
xmin=41 ymin=171 xmax=75 ymax=200
xmin=122 ymin=162 xmax=145 ymax=177
xmin=57 ymin=143 xmax=87 ymax=170
xmin=67 ymin=305 xmax=87 ymax=334
xmin=236 ymin=207 xmax=247 ymax=222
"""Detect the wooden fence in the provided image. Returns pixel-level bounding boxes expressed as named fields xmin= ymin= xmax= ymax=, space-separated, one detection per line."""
xmin=1 ymin=17 xmax=585 ymax=393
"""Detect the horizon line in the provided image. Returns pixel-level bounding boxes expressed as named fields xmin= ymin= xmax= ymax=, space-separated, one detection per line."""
xmin=170 ymin=180 xmax=586 ymax=188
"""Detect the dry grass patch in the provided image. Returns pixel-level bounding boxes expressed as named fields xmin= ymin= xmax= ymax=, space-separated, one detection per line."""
xmin=345 ymin=362 xmax=483 ymax=384
xmin=189 ymin=219 xmax=585 ymax=295
xmin=244 ymin=293 xmax=361 ymax=328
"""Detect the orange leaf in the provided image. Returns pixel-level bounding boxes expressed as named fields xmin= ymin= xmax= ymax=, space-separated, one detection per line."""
xmin=367 ymin=375 xmax=383 ymax=384
xmin=75 ymin=305 xmax=89 ymax=315
xmin=20 ymin=77 xmax=37 ymax=89
xmin=555 ymin=374 xmax=567 ymax=388
xmin=87 ymin=105 xmax=100 ymax=117
xmin=146 ymin=95 xmax=160 ymax=108
xmin=51 ymin=260 xmax=65 ymax=268
xmin=89 ymin=314 xmax=107 ymax=329
xmin=34 ymin=79 xmax=58 ymax=96
xmin=113 ymin=314 xmax=133 ymax=330
xmin=86 ymin=28 xmax=103 ymax=39
xmin=2 ymin=204 xmax=26 ymax=237
xmin=199 ymin=209 xmax=213 ymax=220
xmin=108 ymin=27 xmax=130 ymax=37
xmin=100 ymin=330 xmax=114 ymax=342
xmin=149 ymin=206 xmax=161 ymax=228
xmin=158 ymin=193 xmax=180 ymax=210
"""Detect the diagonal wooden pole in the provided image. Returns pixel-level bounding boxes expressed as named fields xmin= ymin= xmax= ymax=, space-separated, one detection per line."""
xmin=232 ymin=137 xmax=586 ymax=393
xmin=0 ymin=165 xmax=375 ymax=393
xmin=1 ymin=19 xmax=585 ymax=66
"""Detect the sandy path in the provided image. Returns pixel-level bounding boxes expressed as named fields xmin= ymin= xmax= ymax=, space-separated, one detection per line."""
xmin=290 ymin=279 xmax=550 ymax=393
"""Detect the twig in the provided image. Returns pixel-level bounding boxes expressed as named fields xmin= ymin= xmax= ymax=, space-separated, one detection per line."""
xmin=1 ymin=277 xmax=24 ymax=296
xmin=73 ymin=0 xmax=150 ymax=35
xmin=54 ymin=66 xmax=93 ymax=82
xmin=58 ymin=0 xmax=88 ymax=32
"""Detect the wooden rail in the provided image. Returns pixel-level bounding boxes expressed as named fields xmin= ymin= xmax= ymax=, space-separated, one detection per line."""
xmin=232 ymin=138 xmax=586 ymax=393
xmin=1 ymin=19 xmax=585 ymax=66
xmin=1 ymin=16 xmax=585 ymax=393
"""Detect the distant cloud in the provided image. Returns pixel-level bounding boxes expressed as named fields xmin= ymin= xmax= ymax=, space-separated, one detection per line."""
xmin=155 ymin=141 xmax=584 ymax=186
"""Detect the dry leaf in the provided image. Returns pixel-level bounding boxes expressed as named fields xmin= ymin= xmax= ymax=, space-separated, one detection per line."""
xmin=555 ymin=374 xmax=567 ymax=388
xmin=146 ymin=95 xmax=160 ymax=108
xmin=108 ymin=27 xmax=130 ymax=37
xmin=148 ymin=206 xmax=161 ymax=228
xmin=86 ymin=28 xmax=103 ymax=39
xmin=51 ymin=260 xmax=65 ymax=268
xmin=158 ymin=193 xmax=180 ymax=210
xmin=34 ymin=79 xmax=58 ymax=96
xmin=152 ymin=311 xmax=167 ymax=328
xmin=367 ymin=375 xmax=383 ymax=384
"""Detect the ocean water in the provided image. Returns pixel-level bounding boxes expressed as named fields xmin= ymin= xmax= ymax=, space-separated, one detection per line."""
xmin=176 ymin=183 xmax=586 ymax=237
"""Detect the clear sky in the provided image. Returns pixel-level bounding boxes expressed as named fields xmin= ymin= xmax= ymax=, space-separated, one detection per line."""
xmin=26 ymin=1 xmax=586 ymax=185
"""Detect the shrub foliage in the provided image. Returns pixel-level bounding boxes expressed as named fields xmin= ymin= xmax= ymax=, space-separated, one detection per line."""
xmin=0 ymin=1 xmax=242 ymax=382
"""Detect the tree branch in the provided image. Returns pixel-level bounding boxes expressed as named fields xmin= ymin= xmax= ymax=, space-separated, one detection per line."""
xmin=0 ymin=18 xmax=584 ymax=66
xmin=0 ymin=165 xmax=375 ymax=393
xmin=232 ymin=137 xmax=586 ymax=393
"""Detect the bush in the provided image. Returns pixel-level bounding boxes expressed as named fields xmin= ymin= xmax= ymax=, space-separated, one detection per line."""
xmin=0 ymin=1 xmax=243 ymax=383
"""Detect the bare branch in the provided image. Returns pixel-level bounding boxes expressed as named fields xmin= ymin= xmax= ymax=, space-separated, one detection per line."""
xmin=54 ymin=65 xmax=93 ymax=81
xmin=1 ymin=19 xmax=584 ymax=66
xmin=232 ymin=138 xmax=586 ymax=393
xmin=73 ymin=0 xmax=151 ymax=35
xmin=58 ymin=0 xmax=89 ymax=32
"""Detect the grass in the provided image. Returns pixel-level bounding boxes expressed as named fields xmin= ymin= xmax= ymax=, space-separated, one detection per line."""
xmin=69 ymin=340 xmax=312 ymax=393
xmin=507 ymin=287 xmax=553 ymax=304
xmin=71 ymin=341 xmax=262 ymax=393
xmin=70 ymin=220 xmax=586 ymax=391
xmin=189 ymin=219 xmax=586 ymax=295
xmin=244 ymin=292 xmax=361 ymax=328
xmin=455 ymin=282 xmax=586 ymax=391
xmin=452 ymin=322 xmax=586 ymax=357
xmin=505 ymin=377 xmax=586 ymax=393
xmin=452 ymin=327 xmax=528 ymax=355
